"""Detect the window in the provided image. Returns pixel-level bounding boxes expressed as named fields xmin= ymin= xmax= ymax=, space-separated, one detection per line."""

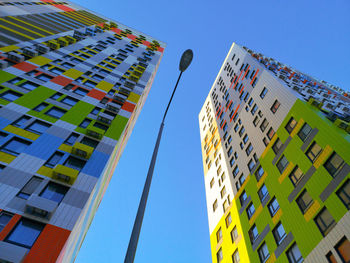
xmin=90 ymin=107 xmax=101 ymax=115
xmin=64 ymin=156 xmax=86 ymax=171
xmin=5 ymin=218 xmax=44 ymax=248
xmin=64 ymin=133 xmax=79 ymax=146
xmin=210 ymin=178 xmax=214 ymax=188
xmin=26 ymin=120 xmax=51 ymax=134
xmin=296 ymin=190 xmax=313 ymax=214
xmin=17 ymin=176 xmax=43 ymax=200
xmin=40 ymin=182 xmax=69 ymax=203
xmin=277 ymin=155 xmax=289 ymax=173
xmin=246 ymin=143 xmax=253 ymax=156
xmin=273 ymin=222 xmax=286 ymax=245
xmin=220 ymin=186 xmax=226 ymax=198
xmin=258 ymin=242 xmax=270 ymax=263
xmin=213 ymin=199 xmax=218 ymax=212
xmin=286 ymin=243 xmax=303 ymax=263
xmin=80 ymin=137 xmax=99 ymax=148
xmin=260 ymin=118 xmax=269 ymax=132
xmin=243 ymin=134 xmax=249 ymax=144
xmin=20 ymin=81 xmax=39 ymax=91
xmin=1 ymin=137 xmax=31 ymax=156
xmin=223 ymin=199 xmax=229 ymax=212
xmin=260 ymin=87 xmax=268 ymax=99
xmin=268 ymin=197 xmax=280 ymax=216
xmin=239 ymin=126 xmax=245 ymax=137
xmin=334 ymin=236 xmax=350 ymax=263
xmin=36 ymin=74 xmax=52 ymax=82
xmin=248 ymin=159 xmax=255 ymax=172
xmin=45 ymin=151 xmax=64 ymax=168
xmin=285 ymin=117 xmax=297 ymax=134
xmin=1 ymin=90 xmax=22 ymax=101
xmin=239 ymin=191 xmax=247 ymax=206
xmin=225 ymin=213 xmax=232 ymax=227
xmin=61 ymin=96 xmax=78 ymax=106
xmin=49 ymin=67 xmax=64 ymax=75
xmin=289 ymin=166 xmax=304 ymax=186
xmin=255 ymin=166 xmax=264 ymax=181
xmin=258 ymin=184 xmax=269 ymax=202
xmin=0 ymin=212 xmax=13 ymax=232
xmin=251 ymin=104 xmax=258 ymax=115
xmin=270 ymin=100 xmax=280 ymax=114
xmin=33 ymin=102 xmax=49 ymax=112
xmin=73 ymin=88 xmax=89 ymax=96
xmin=326 ymin=252 xmax=337 ymax=263
xmin=79 ymin=118 xmax=91 ymax=128
xmin=45 ymin=107 xmax=66 ymax=119
xmin=263 ymin=137 xmax=269 ymax=146
xmin=249 ymin=224 xmax=259 ymax=243
xmin=298 ymin=123 xmax=312 ymax=142
xmin=13 ymin=116 xmax=30 ymax=127
xmin=239 ymin=174 xmax=245 ymax=185
xmin=324 ymin=152 xmax=345 ymax=177
xmin=50 ymin=92 xmax=62 ymax=100
xmin=314 ymin=207 xmax=336 ymax=236
xmin=216 ymin=228 xmax=223 ymax=242
xmin=217 ymin=247 xmax=223 ymax=263
xmin=230 ymin=157 xmax=235 ymax=167
xmin=246 ymin=202 xmax=255 ymax=219
xmin=337 ymin=180 xmax=350 ymax=210
xmin=267 ymin=127 xmax=275 ymax=140
xmin=231 ymin=226 xmax=238 ymax=242
xmin=233 ymin=166 xmax=239 ymax=177
xmin=232 ymin=249 xmax=240 ymax=263
xmin=306 ymin=142 xmax=322 ymax=163
xmin=272 ymin=138 xmax=282 ymax=154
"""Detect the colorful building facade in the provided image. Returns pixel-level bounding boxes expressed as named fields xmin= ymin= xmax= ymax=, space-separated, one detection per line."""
xmin=199 ymin=43 xmax=350 ymax=263
xmin=0 ymin=1 xmax=165 ymax=262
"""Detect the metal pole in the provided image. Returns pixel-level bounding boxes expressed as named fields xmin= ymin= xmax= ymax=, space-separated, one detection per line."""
xmin=124 ymin=71 xmax=183 ymax=263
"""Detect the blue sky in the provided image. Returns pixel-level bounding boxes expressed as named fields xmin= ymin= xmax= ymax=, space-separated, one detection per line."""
xmin=75 ymin=1 xmax=350 ymax=262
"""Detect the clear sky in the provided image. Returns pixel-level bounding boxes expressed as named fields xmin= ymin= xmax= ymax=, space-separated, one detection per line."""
xmin=75 ymin=1 xmax=350 ymax=262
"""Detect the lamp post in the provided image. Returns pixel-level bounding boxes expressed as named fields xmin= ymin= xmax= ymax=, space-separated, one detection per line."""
xmin=124 ymin=49 xmax=193 ymax=263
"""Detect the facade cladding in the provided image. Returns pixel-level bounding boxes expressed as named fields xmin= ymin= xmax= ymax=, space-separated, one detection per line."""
xmin=0 ymin=0 xmax=165 ymax=262
xmin=199 ymin=43 xmax=350 ymax=263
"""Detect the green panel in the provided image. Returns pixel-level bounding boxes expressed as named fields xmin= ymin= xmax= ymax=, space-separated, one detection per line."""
xmin=15 ymin=86 xmax=55 ymax=108
xmin=60 ymin=101 xmax=94 ymax=125
xmin=0 ymin=70 xmax=16 ymax=83
xmin=104 ymin=115 xmax=128 ymax=140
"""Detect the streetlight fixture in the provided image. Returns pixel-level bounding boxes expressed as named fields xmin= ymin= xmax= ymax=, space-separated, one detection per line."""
xmin=124 ymin=49 xmax=193 ymax=263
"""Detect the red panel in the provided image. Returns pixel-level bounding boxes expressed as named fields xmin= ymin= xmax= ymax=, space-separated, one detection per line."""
xmin=13 ymin=62 xmax=37 ymax=72
xmin=0 ymin=214 xmax=21 ymax=241
xmin=142 ymin=40 xmax=151 ymax=47
xmin=242 ymin=65 xmax=250 ymax=80
xmin=40 ymin=0 xmax=54 ymax=2
xmin=157 ymin=47 xmax=164 ymax=53
xmin=250 ymin=69 xmax=259 ymax=85
xmin=54 ymin=5 xmax=75 ymax=11
xmin=122 ymin=101 xmax=135 ymax=112
xmin=51 ymin=76 xmax=73 ymax=86
xmin=230 ymin=104 xmax=240 ymax=122
xmin=23 ymin=224 xmax=70 ymax=263
xmin=225 ymin=100 xmax=232 ymax=112
xmin=111 ymin=28 xmax=122 ymax=34
xmin=127 ymin=34 xmax=137 ymax=41
xmin=220 ymin=120 xmax=226 ymax=129
xmin=87 ymin=89 xmax=106 ymax=100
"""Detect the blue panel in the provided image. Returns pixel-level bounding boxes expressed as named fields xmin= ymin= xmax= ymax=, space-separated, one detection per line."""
xmin=81 ymin=151 xmax=109 ymax=178
xmin=0 ymin=117 xmax=12 ymax=130
xmin=24 ymin=133 xmax=64 ymax=159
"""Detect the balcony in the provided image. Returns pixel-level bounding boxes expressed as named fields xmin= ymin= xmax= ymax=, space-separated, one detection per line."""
xmin=0 ymin=241 xmax=28 ymax=263
xmin=25 ymin=195 xmax=57 ymax=219
xmin=106 ymin=101 xmax=121 ymax=113
xmin=47 ymin=40 xmax=60 ymax=50
xmin=64 ymin=35 xmax=76 ymax=44
xmin=86 ymin=126 xmax=105 ymax=139
xmin=52 ymin=164 xmax=79 ymax=184
xmin=72 ymin=142 xmax=94 ymax=159
xmin=97 ymin=112 xmax=113 ymax=125
xmin=57 ymin=37 xmax=69 ymax=47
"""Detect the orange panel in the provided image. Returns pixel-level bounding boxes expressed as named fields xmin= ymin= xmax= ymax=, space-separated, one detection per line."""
xmin=23 ymin=224 xmax=71 ymax=263
xmin=0 ymin=214 xmax=21 ymax=241
xmin=13 ymin=62 xmax=37 ymax=72
xmin=111 ymin=28 xmax=122 ymax=34
xmin=127 ymin=34 xmax=136 ymax=41
xmin=121 ymin=101 xmax=135 ymax=112
xmin=51 ymin=76 xmax=73 ymax=86
xmin=87 ymin=89 xmax=106 ymax=100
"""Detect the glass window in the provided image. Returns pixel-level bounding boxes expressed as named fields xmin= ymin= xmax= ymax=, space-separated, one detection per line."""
xmin=20 ymin=81 xmax=39 ymax=91
xmin=272 ymin=138 xmax=282 ymax=154
xmin=337 ymin=180 xmax=350 ymax=210
xmin=1 ymin=90 xmax=22 ymax=102
xmin=249 ymin=224 xmax=259 ymax=244
xmin=314 ymin=207 xmax=336 ymax=236
xmin=33 ymin=102 xmax=49 ymax=112
xmin=296 ymin=190 xmax=313 ymax=214
xmin=1 ymin=137 xmax=31 ymax=156
xmin=81 ymin=136 xmax=99 ymax=148
xmin=73 ymin=88 xmax=89 ymax=96
xmin=232 ymin=249 xmax=240 ymax=263
xmin=277 ymin=155 xmax=289 ymax=173
xmin=61 ymin=96 xmax=78 ymax=106
xmin=17 ymin=176 xmax=43 ymax=200
xmin=90 ymin=107 xmax=101 ymax=115
xmin=273 ymin=222 xmax=286 ymax=245
xmin=45 ymin=151 xmax=64 ymax=168
xmin=324 ymin=152 xmax=345 ymax=177
xmin=260 ymin=118 xmax=269 ymax=132
xmin=64 ymin=133 xmax=79 ymax=146
xmin=50 ymin=93 xmax=62 ymax=100
xmin=306 ymin=142 xmax=322 ymax=163
xmin=289 ymin=166 xmax=304 ymax=186
xmin=49 ymin=67 xmax=64 ymax=75
xmin=248 ymin=159 xmax=255 ymax=172
xmin=93 ymin=122 xmax=108 ymax=131
xmin=26 ymin=120 xmax=51 ymax=134
xmin=36 ymin=74 xmax=52 ymax=82
xmin=239 ymin=126 xmax=245 ymax=137
xmin=231 ymin=226 xmax=238 ymax=242
xmin=13 ymin=116 xmax=30 ymax=127
xmin=260 ymin=87 xmax=268 ymax=99
xmin=239 ymin=191 xmax=247 ymax=206
xmin=251 ymin=104 xmax=258 ymax=115
xmin=225 ymin=213 xmax=232 ymax=227
xmin=217 ymin=247 xmax=223 ymax=263
xmin=285 ymin=117 xmax=297 ymax=134
xmin=4 ymin=218 xmax=44 ymax=248
xmin=239 ymin=174 xmax=245 ymax=185
xmin=64 ymin=156 xmax=86 ymax=171
xmin=298 ymin=123 xmax=312 ymax=142
xmin=271 ymin=100 xmax=281 ymax=114
xmin=45 ymin=107 xmax=66 ymax=119
xmin=227 ymin=147 xmax=233 ymax=157
xmin=0 ymin=211 xmax=13 ymax=232
xmin=268 ymin=197 xmax=280 ymax=216
xmin=246 ymin=202 xmax=255 ymax=219
xmin=233 ymin=166 xmax=239 ymax=177
xmin=246 ymin=143 xmax=253 ymax=156
xmin=258 ymin=242 xmax=270 ymax=263
xmin=216 ymin=227 xmax=222 ymax=242
xmin=79 ymin=118 xmax=91 ymax=128
xmin=220 ymin=186 xmax=226 ymax=198
xmin=267 ymin=127 xmax=275 ymax=140
xmin=286 ymin=243 xmax=303 ymax=263
xmin=243 ymin=134 xmax=249 ymax=144
xmin=326 ymin=252 xmax=337 ymax=263
xmin=40 ymin=182 xmax=69 ymax=203
xmin=255 ymin=166 xmax=264 ymax=182
xmin=258 ymin=184 xmax=269 ymax=202
xmin=335 ymin=236 xmax=350 ymax=263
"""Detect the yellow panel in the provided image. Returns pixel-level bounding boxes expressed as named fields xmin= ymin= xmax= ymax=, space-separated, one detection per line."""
xmin=278 ymin=162 xmax=294 ymax=184
xmin=58 ymin=144 xmax=72 ymax=153
xmin=0 ymin=151 xmax=16 ymax=164
xmin=63 ymin=68 xmax=84 ymax=79
xmin=272 ymin=208 xmax=283 ymax=225
xmin=3 ymin=125 xmax=40 ymax=141
xmin=248 ymin=204 xmax=262 ymax=226
xmin=29 ymin=56 xmax=52 ymax=66
xmin=0 ymin=45 xmax=19 ymax=52
xmin=96 ymin=80 xmax=113 ymax=92
xmin=266 ymin=253 xmax=276 ymax=263
xmin=128 ymin=92 xmax=140 ymax=104
xmin=314 ymin=145 xmax=332 ymax=169
xmin=304 ymin=200 xmax=321 ymax=222
xmin=37 ymin=166 xmax=53 ymax=178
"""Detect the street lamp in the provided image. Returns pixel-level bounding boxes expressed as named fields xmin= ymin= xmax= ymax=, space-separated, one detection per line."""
xmin=124 ymin=49 xmax=193 ymax=263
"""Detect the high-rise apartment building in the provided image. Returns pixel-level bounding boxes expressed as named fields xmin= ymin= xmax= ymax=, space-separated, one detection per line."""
xmin=0 ymin=1 xmax=164 ymax=262
xmin=199 ymin=43 xmax=349 ymax=263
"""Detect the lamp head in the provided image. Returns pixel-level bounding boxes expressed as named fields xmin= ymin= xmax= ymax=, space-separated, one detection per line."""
xmin=179 ymin=49 xmax=193 ymax=72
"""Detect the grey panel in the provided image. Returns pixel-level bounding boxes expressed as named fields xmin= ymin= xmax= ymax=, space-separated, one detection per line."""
xmin=275 ymin=232 xmax=294 ymax=259
xmin=0 ymin=241 xmax=28 ymax=263
xmin=252 ymin=224 xmax=270 ymax=251
xmin=46 ymin=125 xmax=72 ymax=139
xmin=45 ymin=98 xmax=72 ymax=110
xmin=300 ymin=128 xmax=318 ymax=152
xmin=96 ymin=142 xmax=114 ymax=155
xmin=272 ymin=136 xmax=292 ymax=165
xmin=62 ymin=188 xmax=90 ymax=209
xmin=0 ymin=167 xmax=32 ymax=189
xmin=288 ymin=166 xmax=316 ymax=203
xmin=140 ymin=71 xmax=151 ymax=83
xmin=261 ymin=194 xmax=271 ymax=207
xmin=320 ymin=164 xmax=350 ymax=202
xmin=0 ymin=107 xmax=22 ymax=122
xmin=239 ymin=195 xmax=251 ymax=215
xmin=6 ymin=196 xmax=27 ymax=213
xmin=116 ymin=62 xmax=131 ymax=73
